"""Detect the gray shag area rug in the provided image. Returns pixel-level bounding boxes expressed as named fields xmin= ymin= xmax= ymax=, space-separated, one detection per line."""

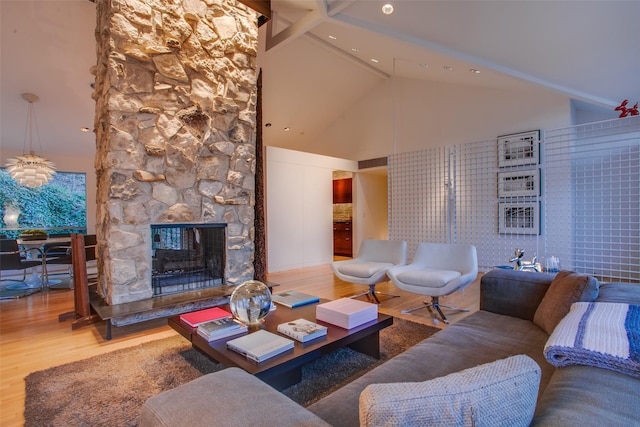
xmin=24 ymin=318 xmax=439 ymax=427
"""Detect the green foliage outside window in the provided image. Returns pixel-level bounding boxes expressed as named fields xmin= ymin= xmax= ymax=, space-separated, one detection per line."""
xmin=0 ymin=169 xmax=87 ymax=239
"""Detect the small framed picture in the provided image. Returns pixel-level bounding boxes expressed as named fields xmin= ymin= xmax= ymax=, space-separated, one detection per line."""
xmin=497 ymin=169 xmax=540 ymax=198
xmin=498 ymin=202 xmax=540 ymax=235
xmin=497 ymin=130 xmax=540 ymax=168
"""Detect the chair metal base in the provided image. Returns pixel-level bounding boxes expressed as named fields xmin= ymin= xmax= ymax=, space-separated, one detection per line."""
xmin=0 ymin=287 xmax=40 ymax=299
xmin=349 ymin=284 xmax=400 ymax=304
xmin=400 ymin=296 xmax=469 ymax=324
xmin=43 ymin=269 xmax=69 ymax=287
xmin=3 ymin=268 xmax=45 ymax=290
xmin=1 ymin=275 xmax=42 ymax=298
xmin=6 ymin=282 xmax=43 ymax=290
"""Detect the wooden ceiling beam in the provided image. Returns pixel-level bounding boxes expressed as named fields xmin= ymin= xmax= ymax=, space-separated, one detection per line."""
xmin=238 ymin=0 xmax=271 ymax=26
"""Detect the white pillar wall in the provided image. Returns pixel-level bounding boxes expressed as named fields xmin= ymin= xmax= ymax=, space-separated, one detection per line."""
xmin=265 ymin=147 xmax=358 ymax=272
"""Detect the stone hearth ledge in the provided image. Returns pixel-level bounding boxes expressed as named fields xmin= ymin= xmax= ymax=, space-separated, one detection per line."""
xmin=88 ymin=282 xmax=279 ymax=340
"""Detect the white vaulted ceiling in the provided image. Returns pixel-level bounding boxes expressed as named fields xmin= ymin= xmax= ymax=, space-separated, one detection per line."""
xmin=1 ymin=0 xmax=639 ymax=160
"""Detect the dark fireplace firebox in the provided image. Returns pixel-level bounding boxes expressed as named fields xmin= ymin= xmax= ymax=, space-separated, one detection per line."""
xmin=151 ymin=223 xmax=226 ymax=296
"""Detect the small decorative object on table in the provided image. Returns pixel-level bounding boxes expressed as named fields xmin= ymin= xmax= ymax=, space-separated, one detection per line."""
xmin=19 ymin=229 xmax=48 ymax=241
xmin=508 ymin=249 xmax=541 ymax=272
xmin=179 ymin=306 xmax=232 ymax=328
xmin=277 ymin=318 xmax=327 ymax=342
xmin=544 ymin=256 xmax=561 ymax=273
xmin=229 ymin=280 xmax=272 ymax=326
xmin=226 ymin=329 xmax=294 ymax=362
xmin=271 ymin=290 xmax=320 ymax=308
xmin=197 ymin=317 xmax=248 ymax=342
xmin=316 ymin=298 xmax=378 ymax=329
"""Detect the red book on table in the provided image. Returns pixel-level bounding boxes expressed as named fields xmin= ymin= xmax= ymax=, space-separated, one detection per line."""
xmin=179 ymin=307 xmax=232 ymax=327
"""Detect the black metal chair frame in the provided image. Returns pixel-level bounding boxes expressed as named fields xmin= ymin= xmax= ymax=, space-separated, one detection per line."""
xmin=43 ymin=235 xmax=97 ymax=286
xmin=0 ymin=239 xmax=45 ymax=287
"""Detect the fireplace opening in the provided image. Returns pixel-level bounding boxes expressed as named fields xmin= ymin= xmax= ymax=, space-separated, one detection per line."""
xmin=151 ymin=223 xmax=226 ymax=296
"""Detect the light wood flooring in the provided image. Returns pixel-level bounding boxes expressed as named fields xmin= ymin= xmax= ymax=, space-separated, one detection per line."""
xmin=0 ymin=263 xmax=481 ymax=426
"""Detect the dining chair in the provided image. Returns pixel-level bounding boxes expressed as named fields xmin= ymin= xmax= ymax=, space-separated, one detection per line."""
xmin=41 ymin=233 xmax=71 ymax=260
xmin=44 ymin=234 xmax=97 ymax=286
xmin=0 ymin=238 xmax=44 ymax=287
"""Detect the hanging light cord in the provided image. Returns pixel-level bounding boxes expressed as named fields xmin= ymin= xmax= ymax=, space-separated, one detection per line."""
xmin=23 ymin=99 xmax=44 ymax=156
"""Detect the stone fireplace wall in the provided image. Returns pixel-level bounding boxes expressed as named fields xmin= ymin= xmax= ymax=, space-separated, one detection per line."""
xmin=93 ymin=0 xmax=259 ymax=305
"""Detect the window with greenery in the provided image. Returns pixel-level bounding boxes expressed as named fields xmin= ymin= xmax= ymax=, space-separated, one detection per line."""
xmin=0 ymin=169 xmax=87 ymax=239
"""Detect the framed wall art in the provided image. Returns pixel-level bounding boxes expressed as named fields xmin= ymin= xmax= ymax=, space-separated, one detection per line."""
xmin=497 ymin=169 xmax=540 ymax=198
xmin=497 ymin=130 xmax=540 ymax=168
xmin=498 ymin=202 xmax=540 ymax=235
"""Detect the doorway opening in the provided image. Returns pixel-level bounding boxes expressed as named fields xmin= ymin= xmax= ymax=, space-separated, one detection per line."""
xmin=333 ymin=171 xmax=353 ymax=257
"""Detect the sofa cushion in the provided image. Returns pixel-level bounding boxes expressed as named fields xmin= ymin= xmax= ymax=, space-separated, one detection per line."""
xmin=532 ymin=365 xmax=640 ymax=426
xmin=533 ymin=270 xmax=599 ymax=334
xmin=596 ymin=281 xmax=640 ymax=305
xmin=359 ymin=355 xmax=541 ymax=427
xmin=308 ymin=310 xmax=554 ymax=427
xmin=480 ymin=269 xmax=553 ymax=321
xmin=140 ymin=367 xmax=330 ymax=427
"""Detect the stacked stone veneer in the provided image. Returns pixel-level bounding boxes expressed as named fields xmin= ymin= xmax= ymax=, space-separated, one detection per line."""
xmin=92 ymin=0 xmax=259 ymax=305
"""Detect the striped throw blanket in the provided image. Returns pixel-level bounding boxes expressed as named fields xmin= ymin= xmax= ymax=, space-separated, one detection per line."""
xmin=544 ymin=302 xmax=640 ymax=378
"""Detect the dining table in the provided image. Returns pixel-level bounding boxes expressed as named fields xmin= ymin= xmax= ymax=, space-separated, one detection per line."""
xmin=15 ymin=236 xmax=71 ymax=288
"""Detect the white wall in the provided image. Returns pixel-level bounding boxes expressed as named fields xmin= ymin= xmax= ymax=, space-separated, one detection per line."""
xmin=1 ymin=148 xmax=97 ymax=234
xmin=264 ymin=77 xmax=580 ymax=271
xmin=266 ymin=147 xmax=357 ymax=272
xmin=570 ymin=99 xmax=620 ymax=125
xmin=310 ymin=77 xmax=573 ymax=161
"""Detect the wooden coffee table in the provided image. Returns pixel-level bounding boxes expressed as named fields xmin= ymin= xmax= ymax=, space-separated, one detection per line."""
xmin=168 ymin=300 xmax=393 ymax=390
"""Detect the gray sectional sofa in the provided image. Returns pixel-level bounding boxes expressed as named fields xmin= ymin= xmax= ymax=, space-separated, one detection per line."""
xmin=141 ymin=269 xmax=640 ymax=426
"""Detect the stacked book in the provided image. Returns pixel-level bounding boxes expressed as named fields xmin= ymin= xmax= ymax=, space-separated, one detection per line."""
xmin=179 ymin=306 xmax=233 ymax=328
xmin=316 ymin=298 xmax=378 ymax=329
xmin=197 ymin=317 xmax=248 ymax=342
xmin=271 ymin=290 xmax=320 ymax=308
xmin=277 ymin=318 xmax=327 ymax=342
xmin=179 ymin=306 xmax=248 ymax=342
xmin=226 ymin=330 xmax=294 ymax=363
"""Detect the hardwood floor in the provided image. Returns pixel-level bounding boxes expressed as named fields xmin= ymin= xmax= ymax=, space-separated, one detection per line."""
xmin=0 ymin=264 xmax=481 ymax=426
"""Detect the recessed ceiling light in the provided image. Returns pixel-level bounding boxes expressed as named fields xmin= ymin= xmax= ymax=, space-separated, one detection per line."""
xmin=382 ymin=4 xmax=394 ymax=15
xmin=420 ymin=63 xmax=429 ymax=69
xmin=328 ymin=35 xmax=337 ymax=40
xmin=351 ymin=48 xmax=359 ymax=53
xmin=470 ymin=68 xmax=481 ymax=74
xmin=265 ymin=123 xmax=272 ymax=127
xmin=371 ymin=58 xmax=379 ymax=63
xmin=80 ymin=127 xmax=92 ymax=132
xmin=284 ymin=127 xmax=290 ymax=132
xmin=443 ymin=65 xmax=454 ymax=71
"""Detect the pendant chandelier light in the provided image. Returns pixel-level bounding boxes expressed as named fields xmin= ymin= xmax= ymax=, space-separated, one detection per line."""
xmin=5 ymin=93 xmax=56 ymax=188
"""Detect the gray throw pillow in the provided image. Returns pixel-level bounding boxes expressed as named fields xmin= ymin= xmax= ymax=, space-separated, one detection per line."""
xmin=359 ymin=355 xmax=541 ymax=427
xmin=533 ymin=270 xmax=599 ymax=334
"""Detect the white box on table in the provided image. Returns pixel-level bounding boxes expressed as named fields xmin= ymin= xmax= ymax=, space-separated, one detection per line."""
xmin=315 ymin=298 xmax=378 ymax=329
